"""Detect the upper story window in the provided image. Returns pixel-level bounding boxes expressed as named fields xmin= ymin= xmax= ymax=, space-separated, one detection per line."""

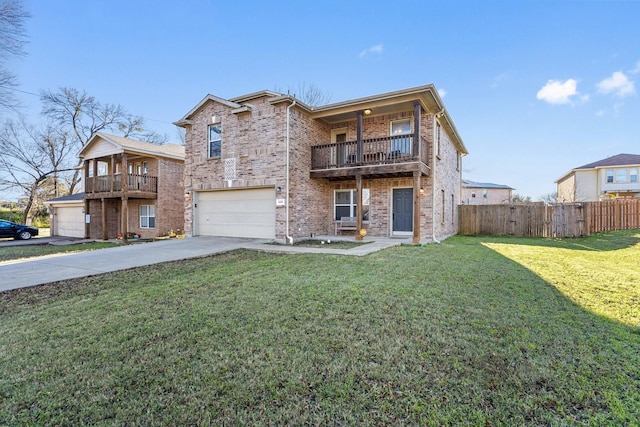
xmin=391 ymin=119 xmax=411 ymax=136
xmin=390 ymin=119 xmax=412 ymax=155
xmin=607 ymin=168 xmax=639 ymax=184
xmin=208 ymin=123 xmax=222 ymax=159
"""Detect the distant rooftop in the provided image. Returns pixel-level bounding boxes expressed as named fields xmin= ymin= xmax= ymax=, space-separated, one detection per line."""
xmin=462 ymin=179 xmax=514 ymax=190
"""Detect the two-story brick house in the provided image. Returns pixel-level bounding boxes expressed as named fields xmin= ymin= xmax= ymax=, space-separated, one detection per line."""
xmin=556 ymin=153 xmax=640 ymax=202
xmin=78 ymin=132 xmax=185 ymax=241
xmin=175 ymin=84 xmax=468 ymax=243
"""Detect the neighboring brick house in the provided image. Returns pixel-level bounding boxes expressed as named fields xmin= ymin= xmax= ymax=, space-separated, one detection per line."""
xmin=175 ymin=84 xmax=468 ymax=243
xmin=78 ymin=132 xmax=185 ymax=241
xmin=556 ymin=153 xmax=640 ymax=202
xmin=461 ymin=180 xmax=514 ymax=205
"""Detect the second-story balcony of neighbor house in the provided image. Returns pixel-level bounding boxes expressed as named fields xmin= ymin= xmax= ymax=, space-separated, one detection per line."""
xmin=84 ymin=173 xmax=158 ymax=199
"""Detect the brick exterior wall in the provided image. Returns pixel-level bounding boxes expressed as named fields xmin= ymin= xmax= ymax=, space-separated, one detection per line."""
xmin=182 ymin=93 xmax=463 ymax=242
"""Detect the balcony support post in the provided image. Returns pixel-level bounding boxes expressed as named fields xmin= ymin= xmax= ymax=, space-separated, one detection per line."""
xmin=356 ymin=173 xmax=363 ymax=241
xmin=413 ymin=170 xmax=421 ymax=244
xmin=101 ymin=198 xmax=108 ymax=241
xmin=121 ymin=153 xmax=129 ymax=244
xmin=84 ymin=198 xmax=90 ymax=239
xmin=110 ymin=155 xmax=117 ymax=192
xmin=413 ymin=100 xmax=421 ymax=157
xmin=357 ymin=110 xmax=363 ymax=163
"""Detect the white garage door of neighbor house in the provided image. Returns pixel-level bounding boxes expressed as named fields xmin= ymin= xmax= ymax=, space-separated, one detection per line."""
xmin=55 ymin=206 xmax=85 ymax=238
xmin=195 ymin=188 xmax=276 ymax=239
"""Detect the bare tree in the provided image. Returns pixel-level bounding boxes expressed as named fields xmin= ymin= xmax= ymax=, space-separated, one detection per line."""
xmin=511 ymin=193 xmax=532 ymax=203
xmin=276 ymin=82 xmax=332 ymax=107
xmin=539 ymin=192 xmax=558 ymax=203
xmin=0 ymin=0 xmax=30 ymax=112
xmin=40 ymin=87 xmax=167 ymax=192
xmin=0 ymin=118 xmax=75 ymax=223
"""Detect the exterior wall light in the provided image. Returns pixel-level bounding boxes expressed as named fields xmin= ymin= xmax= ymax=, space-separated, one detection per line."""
xmin=363 ymin=109 xmax=372 ymax=115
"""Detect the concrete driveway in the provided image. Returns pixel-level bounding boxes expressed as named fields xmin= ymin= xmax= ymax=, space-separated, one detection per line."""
xmin=0 ymin=237 xmax=261 ymax=293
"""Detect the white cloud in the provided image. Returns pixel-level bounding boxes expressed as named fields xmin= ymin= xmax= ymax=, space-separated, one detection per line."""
xmin=438 ymin=88 xmax=447 ymax=98
xmin=536 ymin=79 xmax=579 ymax=105
xmin=630 ymin=61 xmax=640 ymax=74
xmin=597 ymin=71 xmax=635 ymax=97
xmin=359 ymin=44 xmax=383 ymax=58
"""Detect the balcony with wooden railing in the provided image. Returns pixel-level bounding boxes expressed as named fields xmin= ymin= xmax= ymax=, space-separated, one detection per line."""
xmin=84 ymin=173 xmax=158 ymax=199
xmin=311 ymin=134 xmax=430 ymax=179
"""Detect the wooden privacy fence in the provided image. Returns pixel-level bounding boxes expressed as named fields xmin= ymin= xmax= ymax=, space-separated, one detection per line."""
xmin=459 ymin=200 xmax=640 ymax=238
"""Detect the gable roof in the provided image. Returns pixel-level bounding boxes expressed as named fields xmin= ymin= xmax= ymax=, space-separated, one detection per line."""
xmin=78 ymin=133 xmax=185 ymax=161
xmin=462 ymin=179 xmax=514 ymax=190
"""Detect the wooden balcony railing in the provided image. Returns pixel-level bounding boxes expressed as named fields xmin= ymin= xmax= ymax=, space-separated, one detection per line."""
xmin=311 ymin=134 xmax=424 ymax=170
xmin=85 ymin=174 xmax=157 ymax=195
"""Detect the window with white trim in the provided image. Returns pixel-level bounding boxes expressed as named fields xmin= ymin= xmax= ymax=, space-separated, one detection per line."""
xmin=606 ymin=169 xmax=613 ymax=183
xmin=208 ymin=123 xmax=222 ymax=158
xmin=140 ymin=205 xmax=156 ymax=229
xmin=631 ymin=168 xmax=638 ymax=183
xmin=334 ymin=189 xmax=370 ymax=221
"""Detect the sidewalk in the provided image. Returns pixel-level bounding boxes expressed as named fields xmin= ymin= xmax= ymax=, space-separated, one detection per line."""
xmin=0 ymin=236 xmax=411 ymax=293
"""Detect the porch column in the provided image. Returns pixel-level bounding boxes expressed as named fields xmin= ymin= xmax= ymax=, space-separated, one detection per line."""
xmin=413 ymin=170 xmax=421 ymax=244
xmin=413 ymin=100 xmax=421 ymax=157
xmin=101 ymin=198 xmax=108 ymax=241
xmin=121 ymin=153 xmax=129 ymax=244
xmin=84 ymin=160 xmax=91 ymax=194
xmin=92 ymin=160 xmax=98 ymax=183
xmin=356 ymin=110 xmax=363 ymax=163
xmin=84 ymin=199 xmax=90 ymax=239
xmin=356 ymin=174 xmax=363 ymax=241
xmin=110 ymin=155 xmax=117 ymax=192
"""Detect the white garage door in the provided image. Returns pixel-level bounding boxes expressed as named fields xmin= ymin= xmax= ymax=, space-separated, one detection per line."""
xmin=55 ymin=206 xmax=85 ymax=238
xmin=195 ymin=188 xmax=276 ymax=239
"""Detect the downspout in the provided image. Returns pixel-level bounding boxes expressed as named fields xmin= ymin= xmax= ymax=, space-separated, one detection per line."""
xmin=432 ymin=114 xmax=441 ymax=244
xmin=285 ymin=99 xmax=296 ymax=244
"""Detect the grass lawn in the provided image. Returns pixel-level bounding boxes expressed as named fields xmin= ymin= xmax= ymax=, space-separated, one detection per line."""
xmin=0 ymin=242 xmax=120 ymax=262
xmin=0 ymin=231 xmax=638 ymax=425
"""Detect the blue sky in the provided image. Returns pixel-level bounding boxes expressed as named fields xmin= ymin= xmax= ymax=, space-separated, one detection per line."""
xmin=7 ymin=0 xmax=640 ymax=200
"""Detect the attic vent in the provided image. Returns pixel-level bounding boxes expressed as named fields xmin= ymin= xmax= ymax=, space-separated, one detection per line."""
xmin=225 ymin=157 xmax=237 ymax=181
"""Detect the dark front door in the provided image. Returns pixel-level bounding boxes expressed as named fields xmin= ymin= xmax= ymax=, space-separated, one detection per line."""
xmin=393 ymin=188 xmax=413 ymax=232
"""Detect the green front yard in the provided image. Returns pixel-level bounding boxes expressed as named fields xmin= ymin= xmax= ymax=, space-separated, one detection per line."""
xmin=0 ymin=231 xmax=638 ymax=425
xmin=0 ymin=241 xmax=119 ymax=262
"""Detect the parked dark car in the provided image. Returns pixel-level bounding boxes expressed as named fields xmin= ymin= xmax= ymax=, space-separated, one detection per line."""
xmin=0 ymin=219 xmax=39 ymax=240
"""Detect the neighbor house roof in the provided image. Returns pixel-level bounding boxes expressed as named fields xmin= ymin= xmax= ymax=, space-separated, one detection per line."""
xmin=462 ymin=180 xmax=514 ymax=190
xmin=78 ymin=133 xmax=185 ymax=161
xmin=555 ymin=153 xmax=640 ymax=183
xmin=575 ymin=153 xmax=640 ymax=169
